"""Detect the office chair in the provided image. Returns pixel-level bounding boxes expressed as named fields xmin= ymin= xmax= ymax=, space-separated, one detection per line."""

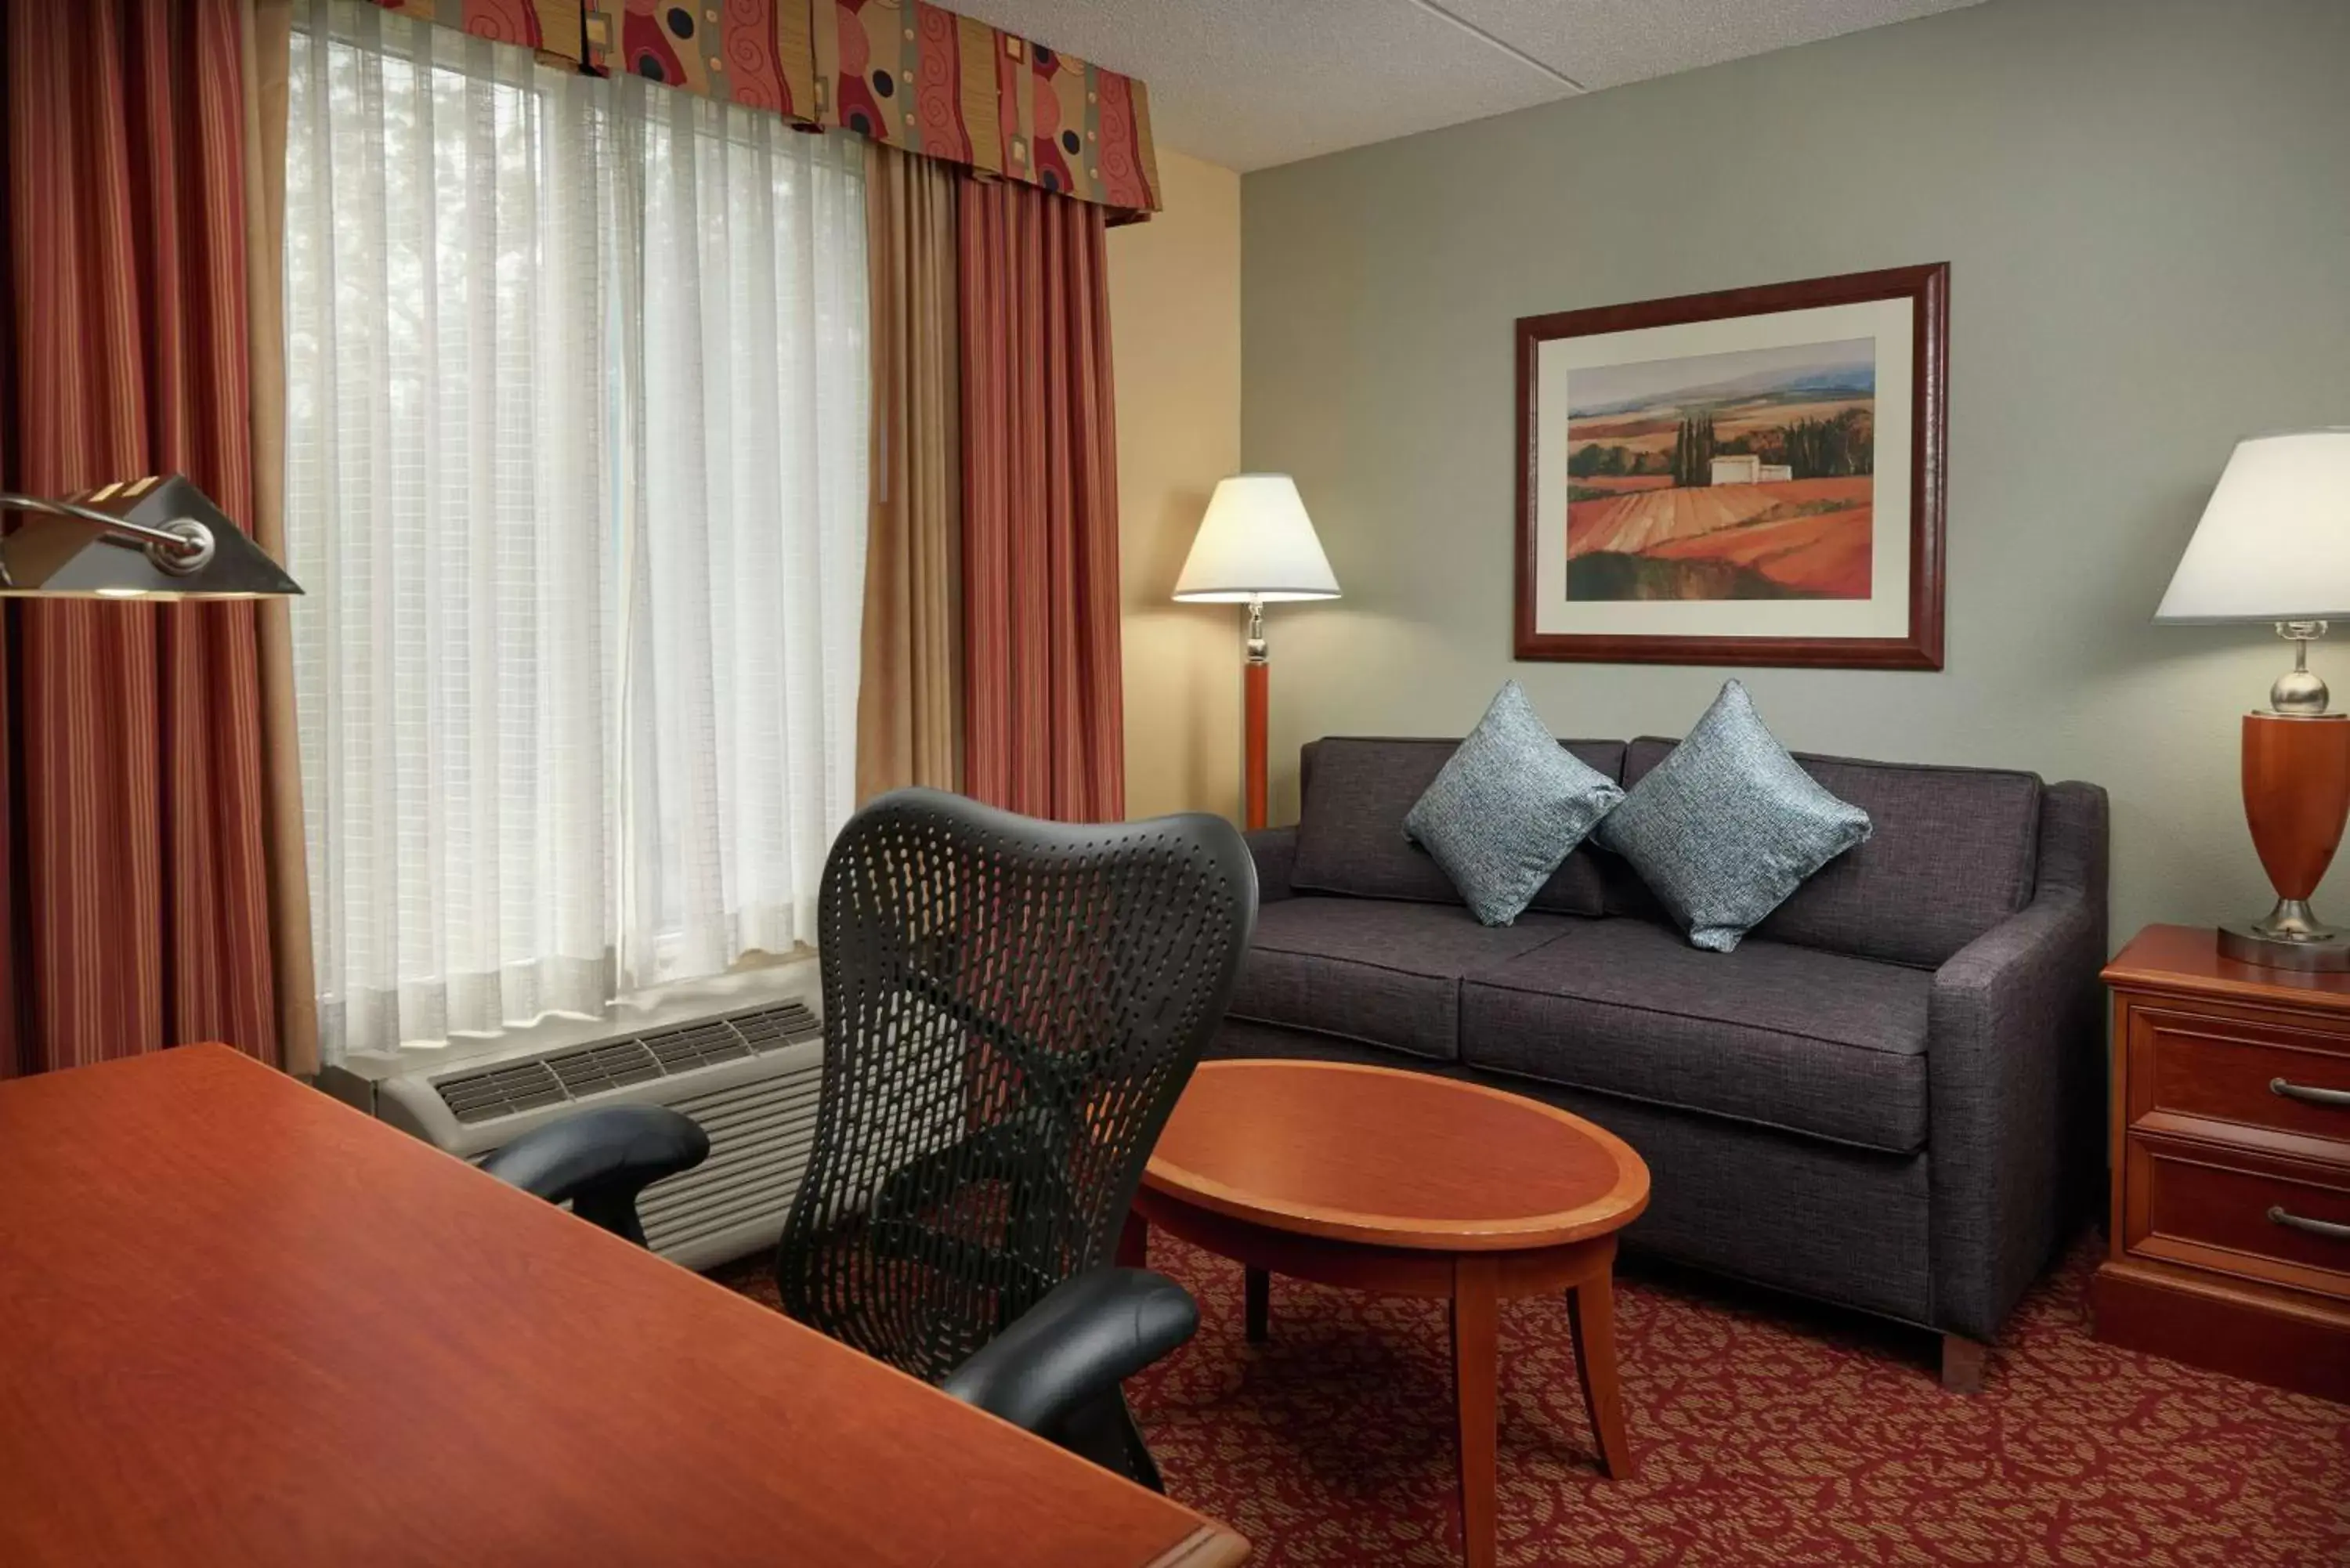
xmin=778 ymin=788 xmax=1255 ymax=1488
xmin=486 ymin=789 xmax=1256 ymax=1490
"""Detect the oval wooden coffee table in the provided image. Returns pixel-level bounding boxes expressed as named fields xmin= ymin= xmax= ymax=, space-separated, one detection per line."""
xmin=1122 ymin=1059 xmax=1650 ymax=1568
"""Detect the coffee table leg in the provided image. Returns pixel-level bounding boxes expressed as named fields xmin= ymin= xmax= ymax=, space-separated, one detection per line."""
xmin=1452 ymin=1255 xmax=1500 ymax=1568
xmin=1117 ymin=1210 xmax=1149 ymax=1270
xmin=1567 ymin=1264 xmax=1635 ymax=1480
xmin=1245 ymin=1266 xmax=1270 ymax=1343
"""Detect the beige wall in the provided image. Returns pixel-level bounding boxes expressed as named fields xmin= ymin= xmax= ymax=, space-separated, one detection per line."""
xmin=1241 ymin=0 xmax=2350 ymax=945
xmin=1110 ymin=147 xmax=1246 ymax=822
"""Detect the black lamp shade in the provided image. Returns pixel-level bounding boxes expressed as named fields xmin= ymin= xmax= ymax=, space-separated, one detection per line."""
xmin=0 ymin=474 xmax=302 ymax=599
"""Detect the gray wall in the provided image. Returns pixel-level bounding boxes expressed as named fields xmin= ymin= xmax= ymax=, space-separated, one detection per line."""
xmin=1241 ymin=0 xmax=2350 ymax=948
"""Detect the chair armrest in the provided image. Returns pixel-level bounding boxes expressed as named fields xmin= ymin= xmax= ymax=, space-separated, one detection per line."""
xmin=941 ymin=1266 xmax=1198 ymax=1437
xmin=1927 ymin=887 xmax=2105 ymax=1340
xmin=479 ymin=1104 xmax=710 ymax=1248
xmin=1246 ymin=826 xmax=1298 ymax=904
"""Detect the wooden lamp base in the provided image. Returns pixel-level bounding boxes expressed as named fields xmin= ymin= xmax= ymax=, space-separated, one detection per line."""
xmin=2225 ymin=710 xmax=2350 ymax=971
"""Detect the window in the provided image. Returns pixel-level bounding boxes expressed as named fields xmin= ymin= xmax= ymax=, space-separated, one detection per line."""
xmin=284 ymin=1 xmax=869 ymax=1061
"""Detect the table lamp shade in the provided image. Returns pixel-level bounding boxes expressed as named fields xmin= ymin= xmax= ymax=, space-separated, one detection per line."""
xmin=2156 ymin=431 xmax=2350 ymax=623
xmin=1172 ymin=474 xmax=1340 ymax=603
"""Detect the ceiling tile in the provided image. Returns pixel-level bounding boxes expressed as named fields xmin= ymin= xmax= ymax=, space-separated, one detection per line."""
xmin=1439 ymin=0 xmax=1985 ymax=91
xmin=945 ymin=0 xmax=1578 ymax=172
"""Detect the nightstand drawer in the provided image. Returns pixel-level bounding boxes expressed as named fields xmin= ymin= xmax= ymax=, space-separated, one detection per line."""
xmin=2099 ymin=927 xmax=2350 ymax=1396
xmin=2126 ymin=1004 xmax=2350 ymax=1160
xmin=2125 ymin=1136 xmax=2350 ymax=1300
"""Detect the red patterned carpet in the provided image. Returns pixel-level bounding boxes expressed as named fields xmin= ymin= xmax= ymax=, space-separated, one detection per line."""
xmin=716 ymin=1237 xmax=2350 ymax=1566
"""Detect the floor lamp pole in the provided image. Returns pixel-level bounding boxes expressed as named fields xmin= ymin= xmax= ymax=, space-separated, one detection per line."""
xmin=1245 ymin=594 xmax=1269 ymax=832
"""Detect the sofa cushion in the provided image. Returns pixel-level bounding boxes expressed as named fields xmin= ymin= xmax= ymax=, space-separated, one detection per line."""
xmin=1405 ymin=683 xmax=1625 ymax=927
xmin=1593 ymin=681 xmax=1871 ymax=953
xmin=1293 ymin=737 xmax=1625 ymax=916
xmin=1618 ymin=740 xmax=2044 ymax=969
xmin=1229 ymin=898 xmax=1576 ymax=1063
xmin=1460 ymin=919 xmax=1932 ymax=1153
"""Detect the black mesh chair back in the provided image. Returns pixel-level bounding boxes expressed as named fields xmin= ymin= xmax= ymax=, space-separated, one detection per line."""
xmin=775 ymin=788 xmax=1256 ymax=1388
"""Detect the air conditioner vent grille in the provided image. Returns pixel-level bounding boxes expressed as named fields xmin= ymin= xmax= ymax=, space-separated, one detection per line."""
xmin=428 ymin=1001 xmax=822 ymax=1121
xmin=728 ymin=1000 xmax=822 ymax=1052
xmin=437 ymin=1060 xmax=568 ymax=1125
xmin=544 ymin=1039 xmax=662 ymax=1096
xmin=645 ymin=1023 xmax=753 ymax=1072
xmin=641 ymin=1002 xmax=821 ymax=1073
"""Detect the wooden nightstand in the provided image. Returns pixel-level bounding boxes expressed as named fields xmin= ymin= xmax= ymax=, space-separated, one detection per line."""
xmin=2095 ymin=925 xmax=2350 ymax=1400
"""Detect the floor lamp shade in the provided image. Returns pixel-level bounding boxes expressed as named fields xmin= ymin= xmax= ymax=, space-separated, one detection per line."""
xmin=1173 ymin=475 xmax=1340 ymax=603
xmin=1173 ymin=475 xmax=1339 ymax=833
xmin=2156 ymin=430 xmax=2350 ymax=970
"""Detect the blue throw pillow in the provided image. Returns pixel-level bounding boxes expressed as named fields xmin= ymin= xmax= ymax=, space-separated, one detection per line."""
xmin=1405 ymin=682 xmax=1625 ymax=927
xmin=1594 ymin=681 xmax=1870 ymax=952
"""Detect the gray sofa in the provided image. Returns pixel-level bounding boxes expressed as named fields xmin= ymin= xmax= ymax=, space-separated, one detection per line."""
xmin=1217 ymin=735 xmax=2109 ymax=1387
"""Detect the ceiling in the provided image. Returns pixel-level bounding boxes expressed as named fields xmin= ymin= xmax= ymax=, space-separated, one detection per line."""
xmin=950 ymin=0 xmax=1986 ymax=172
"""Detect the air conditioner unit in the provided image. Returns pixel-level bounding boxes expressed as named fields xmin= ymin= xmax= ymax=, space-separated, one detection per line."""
xmin=320 ymin=989 xmax=826 ymax=1272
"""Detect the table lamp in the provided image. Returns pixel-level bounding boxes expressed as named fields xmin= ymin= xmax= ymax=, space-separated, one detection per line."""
xmin=0 ymin=473 xmax=302 ymax=598
xmin=1173 ymin=475 xmax=1340 ymax=830
xmin=2157 ymin=429 xmax=2350 ymax=970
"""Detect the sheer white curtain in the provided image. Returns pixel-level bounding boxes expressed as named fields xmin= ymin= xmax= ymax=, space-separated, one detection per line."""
xmin=285 ymin=2 xmax=868 ymax=1062
xmin=609 ymin=80 xmax=870 ymax=991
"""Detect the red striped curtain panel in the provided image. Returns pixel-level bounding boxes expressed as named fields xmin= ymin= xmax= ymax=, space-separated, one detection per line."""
xmin=956 ymin=178 xmax=1124 ymax=823
xmin=0 ymin=0 xmax=284 ymax=1075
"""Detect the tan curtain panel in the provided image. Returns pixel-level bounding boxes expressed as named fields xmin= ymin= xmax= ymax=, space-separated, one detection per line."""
xmin=858 ymin=143 xmax=964 ymax=803
xmin=243 ymin=0 xmax=320 ymax=1078
xmin=374 ymin=0 xmax=1160 ymax=219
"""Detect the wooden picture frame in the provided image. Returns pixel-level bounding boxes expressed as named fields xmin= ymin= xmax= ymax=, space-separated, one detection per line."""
xmin=1514 ymin=263 xmax=1947 ymax=669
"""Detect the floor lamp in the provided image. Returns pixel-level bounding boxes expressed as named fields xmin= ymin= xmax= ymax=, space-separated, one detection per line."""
xmin=0 ymin=473 xmax=302 ymax=599
xmin=1173 ymin=475 xmax=1340 ymax=832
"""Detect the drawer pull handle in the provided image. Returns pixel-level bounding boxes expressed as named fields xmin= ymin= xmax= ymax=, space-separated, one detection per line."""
xmin=2267 ymin=1205 xmax=2350 ymax=1243
xmin=2268 ymin=1077 xmax=2350 ymax=1111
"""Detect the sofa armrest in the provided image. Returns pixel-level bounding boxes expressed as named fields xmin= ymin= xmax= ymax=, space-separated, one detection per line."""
xmin=1246 ymin=826 xmax=1298 ymax=904
xmin=1925 ymin=782 xmax=2108 ymax=1342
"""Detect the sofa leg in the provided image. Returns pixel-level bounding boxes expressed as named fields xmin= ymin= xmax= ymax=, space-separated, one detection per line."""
xmin=1940 ymin=1333 xmax=1989 ymax=1394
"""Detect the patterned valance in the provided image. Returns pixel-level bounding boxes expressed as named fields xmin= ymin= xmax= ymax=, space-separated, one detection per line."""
xmin=372 ymin=1 xmax=1161 ymax=220
xmin=368 ymin=1 xmax=584 ymax=56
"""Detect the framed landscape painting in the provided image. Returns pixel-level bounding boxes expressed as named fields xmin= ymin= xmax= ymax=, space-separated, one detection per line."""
xmin=1515 ymin=263 xmax=1947 ymax=668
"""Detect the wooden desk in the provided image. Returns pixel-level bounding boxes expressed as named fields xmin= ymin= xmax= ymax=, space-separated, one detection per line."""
xmin=0 ymin=1046 xmax=1248 ymax=1568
